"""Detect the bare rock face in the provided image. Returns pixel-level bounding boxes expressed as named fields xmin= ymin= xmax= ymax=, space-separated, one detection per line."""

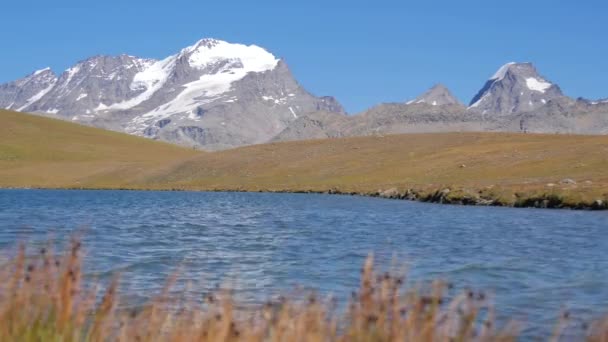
xmin=406 ymin=84 xmax=463 ymax=107
xmin=4 ymin=52 xmax=608 ymax=148
xmin=273 ymin=62 xmax=608 ymax=142
xmin=0 ymin=39 xmax=344 ymax=150
xmin=271 ymin=111 xmax=349 ymax=142
xmin=468 ymin=62 xmax=564 ymax=115
xmin=503 ymin=98 xmax=608 ymax=134
xmin=0 ymin=68 xmax=57 ymax=111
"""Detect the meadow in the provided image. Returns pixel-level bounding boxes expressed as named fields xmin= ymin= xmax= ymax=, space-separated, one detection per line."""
xmin=1 ymin=109 xmax=608 ymax=209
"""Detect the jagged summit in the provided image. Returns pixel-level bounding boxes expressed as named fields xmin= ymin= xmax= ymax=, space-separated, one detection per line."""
xmin=469 ymin=62 xmax=563 ymax=115
xmin=0 ymin=38 xmax=343 ymax=150
xmin=407 ymin=84 xmax=463 ymax=107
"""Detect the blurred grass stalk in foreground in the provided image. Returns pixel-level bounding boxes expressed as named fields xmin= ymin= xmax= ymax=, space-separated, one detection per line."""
xmin=1 ymin=239 xmax=607 ymax=341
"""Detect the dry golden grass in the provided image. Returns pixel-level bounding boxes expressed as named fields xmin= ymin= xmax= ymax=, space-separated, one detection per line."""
xmin=146 ymin=132 xmax=608 ymax=208
xmin=3 ymin=239 xmax=608 ymax=341
xmin=0 ymin=239 xmax=522 ymax=341
xmin=0 ymin=110 xmax=199 ymax=189
xmin=2 ymin=109 xmax=608 ymax=208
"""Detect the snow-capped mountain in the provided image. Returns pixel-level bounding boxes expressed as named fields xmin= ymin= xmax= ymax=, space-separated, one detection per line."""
xmin=0 ymin=38 xmax=343 ymax=150
xmin=406 ymin=84 xmax=463 ymax=107
xmin=0 ymin=68 xmax=57 ymax=112
xmin=469 ymin=62 xmax=564 ymax=115
xmin=3 ymin=52 xmax=608 ymax=147
xmin=273 ymin=62 xmax=608 ymax=141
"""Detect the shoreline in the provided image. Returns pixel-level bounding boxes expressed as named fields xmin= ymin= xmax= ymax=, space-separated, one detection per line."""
xmin=2 ymin=185 xmax=606 ymax=211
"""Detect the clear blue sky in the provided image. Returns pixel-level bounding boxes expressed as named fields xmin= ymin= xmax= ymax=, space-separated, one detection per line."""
xmin=1 ymin=0 xmax=606 ymax=113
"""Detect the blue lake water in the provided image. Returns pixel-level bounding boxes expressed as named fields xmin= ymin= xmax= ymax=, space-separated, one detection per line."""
xmin=0 ymin=189 xmax=607 ymax=337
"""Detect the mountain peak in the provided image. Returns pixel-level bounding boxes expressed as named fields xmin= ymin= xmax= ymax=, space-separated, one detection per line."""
xmin=407 ymin=84 xmax=462 ymax=106
xmin=191 ymin=38 xmax=223 ymax=49
xmin=179 ymin=38 xmax=279 ymax=73
xmin=32 ymin=67 xmax=53 ymax=76
xmin=469 ymin=62 xmax=563 ymax=114
xmin=490 ymin=62 xmax=517 ymax=80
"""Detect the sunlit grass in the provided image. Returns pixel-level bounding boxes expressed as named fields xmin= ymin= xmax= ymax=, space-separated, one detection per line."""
xmin=2 ymin=239 xmax=607 ymax=341
xmin=2 ymin=109 xmax=608 ymax=208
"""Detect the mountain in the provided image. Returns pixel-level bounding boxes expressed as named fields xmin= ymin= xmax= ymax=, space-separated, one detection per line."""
xmin=271 ymin=111 xmax=349 ymax=142
xmin=274 ymin=84 xmax=480 ymax=140
xmin=274 ymin=62 xmax=608 ymax=142
xmin=469 ymin=62 xmax=564 ymax=115
xmin=406 ymin=84 xmax=463 ymax=106
xmin=4 ymin=51 xmax=607 ymax=148
xmin=497 ymin=97 xmax=608 ymax=134
xmin=0 ymin=39 xmax=343 ymax=150
xmin=0 ymin=68 xmax=57 ymax=111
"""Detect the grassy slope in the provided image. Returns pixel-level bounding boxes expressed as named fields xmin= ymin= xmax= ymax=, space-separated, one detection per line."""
xmin=146 ymin=133 xmax=608 ymax=207
xmin=0 ymin=110 xmax=199 ymax=188
xmin=2 ymin=109 xmax=608 ymax=207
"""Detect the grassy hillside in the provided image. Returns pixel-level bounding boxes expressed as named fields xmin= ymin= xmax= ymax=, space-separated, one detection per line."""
xmin=146 ymin=132 xmax=608 ymax=208
xmin=2 ymin=109 xmax=608 ymax=208
xmin=0 ymin=110 xmax=199 ymax=188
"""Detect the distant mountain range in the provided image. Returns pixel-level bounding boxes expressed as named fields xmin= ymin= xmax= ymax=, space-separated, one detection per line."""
xmin=1 ymin=38 xmax=607 ymax=149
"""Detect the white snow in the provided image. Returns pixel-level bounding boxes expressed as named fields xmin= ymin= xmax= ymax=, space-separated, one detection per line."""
xmin=186 ymin=39 xmax=278 ymax=73
xmin=262 ymin=95 xmax=288 ymax=105
xmin=525 ymin=77 xmax=552 ymax=93
xmin=76 ymin=93 xmax=88 ymax=101
xmin=16 ymin=80 xmax=57 ymax=111
xmin=102 ymin=38 xmax=279 ymax=121
xmin=491 ymin=62 xmax=516 ymax=80
xmin=432 ymin=100 xmax=437 ymax=106
xmin=469 ymin=93 xmax=490 ymax=109
xmin=529 ymin=101 xmax=533 ymax=106
xmin=541 ymin=99 xmax=547 ymax=104
xmin=99 ymin=57 xmax=173 ymax=111
xmin=405 ymin=100 xmax=415 ymax=105
xmin=45 ymin=109 xmax=59 ymax=114
xmin=289 ymin=106 xmax=297 ymax=118
xmin=33 ymin=67 xmax=51 ymax=76
xmin=63 ymin=65 xmax=81 ymax=85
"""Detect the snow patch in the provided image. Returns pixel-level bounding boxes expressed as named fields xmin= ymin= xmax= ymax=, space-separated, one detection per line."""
xmin=262 ymin=95 xmax=288 ymax=105
xmin=491 ymin=62 xmax=516 ymax=80
xmin=102 ymin=57 xmax=173 ymax=111
xmin=76 ymin=93 xmax=88 ymax=101
xmin=186 ymin=39 xmax=278 ymax=73
xmin=63 ymin=65 xmax=81 ymax=86
xmin=432 ymin=100 xmax=437 ymax=106
xmin=100 ymin=39 xmax=279 ymax=114
xmin=16 ymin=80 xmax=57 ymax=111
xmin=525 ymin=77 xmax=552 ymax=93
xmin=33 ymin=67 xmax=52 ymax=76
xmin=289 ymin=106 xmax=297 ymax=118
xmin=469 ymin=93 xmax=490 ymax=109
